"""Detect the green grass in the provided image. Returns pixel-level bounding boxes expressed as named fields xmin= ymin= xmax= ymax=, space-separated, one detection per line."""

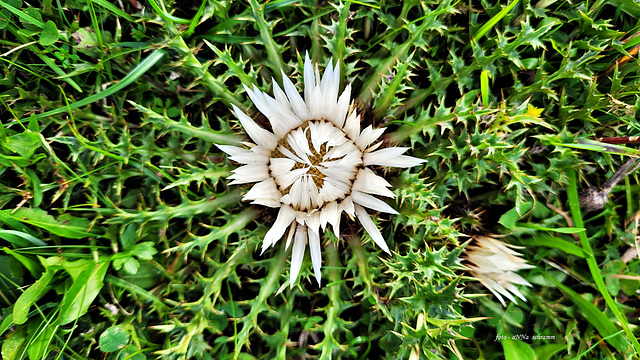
xmin=2 ymin=0 xmax=640 ymax=359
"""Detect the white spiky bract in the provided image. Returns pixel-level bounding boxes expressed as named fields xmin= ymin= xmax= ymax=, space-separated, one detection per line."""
xmin=464 ymin=236 xmax=534 ymax=306
xmin=217 ymin=54 xmax=425 ymax=288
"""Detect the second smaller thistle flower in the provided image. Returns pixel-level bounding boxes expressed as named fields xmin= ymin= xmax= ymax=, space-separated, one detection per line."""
xmin=464 ymin=235 xmax=534 ymax=306
xmin=216 ymin=53 xmax=424 ymax=288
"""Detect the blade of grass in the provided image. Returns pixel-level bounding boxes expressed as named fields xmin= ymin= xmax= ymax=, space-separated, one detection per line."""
xmin=185 ymin=0 xmax=207 ymax=37
xmin=30 ymin=48 xmax=167 ymax=121
xmin=34 ymin=47 xmax=83 ymax=92
xmin=248 ymin=0 xmax=285 ymax=82
xmin=543 ymin=273 xmax=630 ymax=353
xmin=344 ymin=0 xmax=380 ymax=9
xmin=147 ymin=0 xmax=191 ymax=24
xmin=481 ymin=70 xmax=490 ymax=107
xmin=0 ymin=0 xmax=45 ymax=28
xmin=86 ymin=0 xmax=114 ymax=83
xmin=5 ymin=24 xmax=83 ymax=92
xmin=92 ymin=0 xmax=135 ymax=22
xmin=518 ymin=236 xmax=587 ymax=258
xmin=54 ymin=0 xmax=72 ymax=27
xmin=263 ymin=0 xmax=300 ymax=13
xmin=574 ymin=330 xmax=625 ymax=360
xmin=473 ymin=0 xmax=520 ymax=43
xmin=566 ymin=168 xmax=640 ymax=355
xmin=86 ymin=0 xmax=103 ymax=48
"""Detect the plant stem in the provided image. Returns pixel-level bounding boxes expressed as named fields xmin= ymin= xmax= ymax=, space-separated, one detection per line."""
xmin=320 ymin=242 xmax=344 ymax=360
xmin=567 ymin=168 xmax=640 ymax=355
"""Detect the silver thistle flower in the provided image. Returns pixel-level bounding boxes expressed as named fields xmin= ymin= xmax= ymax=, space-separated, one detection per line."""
xmin=464 ymin=236 xmax=534 ymax=305
xmin=216 ymin=54 xmax=424 ymax=287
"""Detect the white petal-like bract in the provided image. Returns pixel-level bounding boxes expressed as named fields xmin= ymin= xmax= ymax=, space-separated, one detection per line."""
xmin=464 ymin=236 xmax=534 ymax=306
xmin=217 ymin=53 xmax=425 ymax=288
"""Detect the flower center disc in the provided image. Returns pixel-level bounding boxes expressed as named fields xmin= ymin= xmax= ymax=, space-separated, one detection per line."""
xmin=268 ymin=120 xmax=363 ymax=211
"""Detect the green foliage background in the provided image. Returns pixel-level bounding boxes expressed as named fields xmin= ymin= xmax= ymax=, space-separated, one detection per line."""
xmin=1 ymin=0 xmax=640 ymax=359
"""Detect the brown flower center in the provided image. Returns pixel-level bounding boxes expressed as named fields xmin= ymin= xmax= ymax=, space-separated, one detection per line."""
xmin=268 ymin=120 xmax=362 ymax=211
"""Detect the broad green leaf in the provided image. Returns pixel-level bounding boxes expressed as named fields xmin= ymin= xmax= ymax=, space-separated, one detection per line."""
xmin=5 ymin=131 xmax=41 ymax=159
xmin=39 ymin=20 xmax=58 ymax=46
xmin=519 ymin=236 xmax=586 ymax=258
xmin=0 ymin=230 xmax=47 ymax=247
xmin=498 ymin=202 xmax=534 ymax=229
xmin=0 ymin=211 xmax=31 ymax=234
xmin=503 ymin=338 xmax=536 ymax=360
xmin=13 ymin=269 xmax=56 ymax=324
xmin=71 ymin=27 xmax=99 ymax=55
xmin=131 ymin=242 xmax=157 ymax=260
xmin=27 ymin=114 xmax=39 ymax=132
xmin=603 ymin=261 xmax=624 ymax=296
xmin=220 ymin=302 xmax=245 ymax=318
xmin=0 ymin=255 xmax=23 ymax=306
xmin=499 ymin=207 xmax=520 ymax=229
xmin=119 ymin=262 xmax=163 ymax=290
xmin=122 ymin=257 xmax=140 ymax=275
xmin=479 ymin=297 xmax=526 ymax=329
xmin=58 ymin=259 xmax=109 ymax=325
xmin=533 ymin=343 xmax=565 ymax=360
xmin=117 ymin=345 xmax=147 ymax=360
xmin=18 ymin=6 xmax=45 ymax=30
xmin=0 ymin=9 xmax=12 ymax=29
xmin=3 ymin=247 xmax=44 ymax=277
xmin=620 ymin=277 xmax=640 ymax=297
xmin=1 ymin=327 xmax=28 ymax=360
xmin=99 ymin=325 xmax=131 ymax=352
xmin=1 ymin=208 xmax=100 ymax=239
xmin=62 ymin=259 xmax=95 ymax=280
xmin=41 ymin=255 xmax=63 ymax=269
xmin=25 ymin=169 xmax=42 ymax=207
xmin=113 ymin=241 xmax=157 ymax=275
xmin=0 ymin=152 xmax=46 ymax=167
xmin=120 ymin=224 xmax=137 ymax=249
xmin=0 ymin=308 xmax=13 ymax=336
